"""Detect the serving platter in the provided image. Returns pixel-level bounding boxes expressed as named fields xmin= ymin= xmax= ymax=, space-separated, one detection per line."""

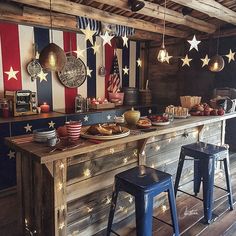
xmin=174 ymin=114 xmax=191 ymax=119
xmin=81 ymin=127 xmax=130 ymax=140
xmin=152 ymin=121 xmax=170 ymax=126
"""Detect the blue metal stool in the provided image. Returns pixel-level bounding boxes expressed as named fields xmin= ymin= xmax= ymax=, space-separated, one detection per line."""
xmin=174 ymin=142 xmax=234 ymax=224
xmin=107 ymin=165 xmax=180 ymax=236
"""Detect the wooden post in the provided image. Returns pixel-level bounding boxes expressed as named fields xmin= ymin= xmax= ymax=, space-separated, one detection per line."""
xmin=54 ymin=159 xmax=67 ymax=236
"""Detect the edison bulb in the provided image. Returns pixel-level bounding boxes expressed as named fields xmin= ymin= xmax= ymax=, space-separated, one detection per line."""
xmin=157 ymin=46 xmax=168 ymax=63
xmin=208 ymin=55 xmax=225 ymax=72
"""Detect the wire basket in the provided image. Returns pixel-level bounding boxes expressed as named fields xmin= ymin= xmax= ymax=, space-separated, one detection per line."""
xmin=180 ymin=96 xmax=201 ymax=109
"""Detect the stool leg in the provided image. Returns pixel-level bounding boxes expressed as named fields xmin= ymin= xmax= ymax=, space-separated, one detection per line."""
xmin=223 ymin=156 xmax=234 ymax=210
xmin=174 ymin=149 xmax=185 ymax=196
xmin=202 ymin=158 xmax=215 ymax=224
xmin=107 ymin=181 xmax=119 ymax=236
xmin=168 ymin=182 xmax=180 ymax=236
xmin=194 ymin=160 xmax=201 ymax=196
xmin=135 ymin=194 xmax=153 ymax=236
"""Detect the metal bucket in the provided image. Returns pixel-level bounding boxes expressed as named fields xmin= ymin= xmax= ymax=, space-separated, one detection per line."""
xmin=122 ymin=87 xmax=139 ymax=106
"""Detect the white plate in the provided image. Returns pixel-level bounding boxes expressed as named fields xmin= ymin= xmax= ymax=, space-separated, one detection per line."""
xmin=81 ymin=127 xmax=130 ymax=140
xmin=174 ymin=114 xmax=191 ymax=119
xmin=152 ymin=121 xmax=170 ymax=126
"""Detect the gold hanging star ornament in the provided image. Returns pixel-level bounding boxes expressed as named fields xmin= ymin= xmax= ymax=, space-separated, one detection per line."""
xmin=92 ymin=41 xmax=100 ymax=54
xmin=165 ymin=53 xmax=173 ymax=64
xmin=73 ymin=46 xmax=85 ymax=58
xmin=4 ymin=66 xmax=19 ymax=80
xmin=225 ymin=49 xmax=235 ymax=63
xmin=187 ymin=35 xmax=201 ymax=51
xmin=181 ymin=54 xmax=192 ymax=67
xmin=137 ymin=58 xmax=142 ymax=67
xmin=81 ymin=25 xmax=97 ymax=44
xmin=100 ymin=31 xmax=114 ymax=46
xmin=86 ymin=67 xmax=93 ymax=77
xmin=37 ymin=69 xmax=48 ymax=82
xmin=123 ymin=66 xmax=129 ymax=75
xmin=8 ymin=150 xmax=15 ymax=159
xmin=201 ymin=54 xmax=210 ymax=67
xmin=122 ymin=34 xmax=128 ymax=48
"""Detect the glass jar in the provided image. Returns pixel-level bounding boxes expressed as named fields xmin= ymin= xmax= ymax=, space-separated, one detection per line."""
xmin=0 ymin=99 xmax=10 ymax=118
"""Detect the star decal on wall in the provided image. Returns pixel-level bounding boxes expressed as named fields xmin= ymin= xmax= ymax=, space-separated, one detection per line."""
xmin=201 ymin=54 xmax=210 ymax=67
xmin=24 ymin=123 xmax=32 ymax=133
xmin=48 ymin=121 xmax=55 ymax=128
xmin=137 ymin=58 xmax=142 ymax=67
xmin=165 ymin=54 xmax=173 ymax=64
xmin=100 ymin=31 xmax=114 ymax=46
xmin=187 ymin=35 xmax=201 ymax=51
xmin=84 ymin=115 xmax=89 ymax=122
xmin=123 ymin=66 xmax=129 ymax=75
xmin=73 ymin=47 xmax=85 ymax=58
xmin=122 ymin=34 xmax=128 ymax=48
xmin=37 ymin=69 xmax=48 ymax=82
xmin=225 ymin=49 xmax=235 ymax=63
xmin=4 ymin=66 xmax=19 ymax=80
xmin=107 ymin=114 xmax=112 ymax=120
xmin=8 ymin=150 xmax=15 ymax=159
xmin=148 ymin=109 xmax=152 ymax=114
xmin=86 ymin=67 xmax=93 ymax=77
xmin=80 ymin=25 xmax=96 ymax=44
xmin=181 ymin=55 xmax=192 ymax=67
xmin=92 ymin=42 xmax=100 ymax=54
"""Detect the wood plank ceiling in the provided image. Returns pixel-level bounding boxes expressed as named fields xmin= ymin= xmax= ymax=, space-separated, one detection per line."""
xmin=1 ymin=0 xmax=236 ymax=42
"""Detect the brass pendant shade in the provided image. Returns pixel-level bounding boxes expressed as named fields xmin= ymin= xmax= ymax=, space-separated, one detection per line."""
xmin=208 ymin=55 xmax=225 ymax=72
xmin=128 ymin=0 xmax=145 ymax=12
xmin=39 ymin=43 xmax=66 ymax=71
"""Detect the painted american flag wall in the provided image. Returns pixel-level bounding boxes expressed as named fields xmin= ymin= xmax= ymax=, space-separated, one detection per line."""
xmin=0 ymin=22 xmax=141 ymax=110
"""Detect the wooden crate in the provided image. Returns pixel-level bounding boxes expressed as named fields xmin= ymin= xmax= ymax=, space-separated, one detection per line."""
xmin=89 ymin=103 xmax=115 ymax=110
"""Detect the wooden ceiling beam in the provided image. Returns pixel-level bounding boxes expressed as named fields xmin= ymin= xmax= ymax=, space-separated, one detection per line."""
xmin=93 ymin=0 xmax=216 ymax=33
xmin=9 ymin=0 xmax=188 ymax=38
xmin=171 ymin=0 xmax=236 ymax=25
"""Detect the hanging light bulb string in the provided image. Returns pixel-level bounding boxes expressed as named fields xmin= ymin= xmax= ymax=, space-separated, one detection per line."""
xmin=50 ymin=0 xmax=53 ymax=43
xmin=216 ymin=25 xmax=220 ymax=55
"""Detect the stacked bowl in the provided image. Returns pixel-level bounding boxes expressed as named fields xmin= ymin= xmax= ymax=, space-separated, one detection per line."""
xmin=33 ymin=128 xmax=56 ymax=143
xmin=66 ymin=121 xmax=82 ymax=141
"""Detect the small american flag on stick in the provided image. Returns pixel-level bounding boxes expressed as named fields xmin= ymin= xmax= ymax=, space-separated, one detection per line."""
xmin=107 ymin=53 xmax=121 ymax=93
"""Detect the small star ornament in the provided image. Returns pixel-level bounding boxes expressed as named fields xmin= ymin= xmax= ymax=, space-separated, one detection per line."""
xmin=37 ymin=69 xmax=48 ymax=82
xmin=8 ymin=150 xmax=15 ymax=159
xmin=48 ymin=121 xmax=55 ymax=128
xmin=181 ymin=54 xmax=192 ymax=67
xmin=84 ymin=115 xmax=89 ymax=122
xmin=225 ymin=49 xmax=235 ymax=63
xmin=107 ymin=114 xmax=111 ymax=120
xmin=4 ymin=66 xmax=19 ymax=80
xmin=201 ymin=54 xmax=210 ymax=67
xmin=165 ymin=53 xmax=173 ymax=64
xmin=100 ymin=31 xmax=114 ymax=46
xmin=92 ymin=42 xmax=100 ymax=54
xmin=137 ymin=58 xmax=142 ymax=67
xmin=187 ymin=35 xmax=201 ymax=51
xmin=86 ymin=67 xmax=93 ymax=77
xmin=80 ymin=25 xmax=96 ymax=44
xmin=122 ymin=34 xmax=128 ymax=48
xmin=73 ymin=47 xmax=85 ymax=58
xmin=123 ymin=66 xmax=129 ymax=75
xmin=24 ymin=123 xmax=32 ymax=133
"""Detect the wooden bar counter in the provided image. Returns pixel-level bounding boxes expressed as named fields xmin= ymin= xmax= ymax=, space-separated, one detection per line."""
xmin=5 ymin=113 xmax=236 ymax=236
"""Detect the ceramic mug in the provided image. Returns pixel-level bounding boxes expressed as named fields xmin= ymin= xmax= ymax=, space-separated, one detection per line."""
xmin=47 ymin=136 xmax=60 ymax=147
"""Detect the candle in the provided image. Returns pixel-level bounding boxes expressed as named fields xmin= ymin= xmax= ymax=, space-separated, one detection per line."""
xmin=40 ymin=102 xmax=50 ymax=113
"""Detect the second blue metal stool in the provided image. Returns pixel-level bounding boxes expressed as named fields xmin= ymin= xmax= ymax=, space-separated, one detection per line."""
xmin=174 ymin=142 xmax=234 ymax=224
xmin=107 ymin=165 xmax=180 ymax=236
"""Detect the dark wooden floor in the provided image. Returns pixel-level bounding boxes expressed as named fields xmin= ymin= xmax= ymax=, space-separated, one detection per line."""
xmin=1 ymin=154 xmax=236 ymax=236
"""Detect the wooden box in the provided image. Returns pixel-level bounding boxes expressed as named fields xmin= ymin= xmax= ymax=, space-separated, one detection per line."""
xmin=89 ymin=102 xmax=115 ymax=110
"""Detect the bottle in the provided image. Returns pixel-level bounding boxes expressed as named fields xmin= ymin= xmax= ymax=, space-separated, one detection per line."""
xmin=75 ymin=95 xmax=84 ymax=113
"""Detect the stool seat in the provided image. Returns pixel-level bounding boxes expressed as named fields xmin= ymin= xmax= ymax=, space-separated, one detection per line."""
xmin=175 ymin=142 xmax=234 ymax=224
xmin=116 ymin=165 xmax=172 ymax=193
xmin=107 ymin=166 xmax=180 ymax=236
xmin=182 ymin=142 xmax=228 ymax=158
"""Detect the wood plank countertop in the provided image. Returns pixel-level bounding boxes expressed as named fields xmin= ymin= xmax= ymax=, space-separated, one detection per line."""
xmin=5 ymin=113 xmax=236 ymax=164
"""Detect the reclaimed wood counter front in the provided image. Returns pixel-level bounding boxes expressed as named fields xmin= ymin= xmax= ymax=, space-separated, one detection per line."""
xmin=5 ymin=113 xmax=236 ymax=236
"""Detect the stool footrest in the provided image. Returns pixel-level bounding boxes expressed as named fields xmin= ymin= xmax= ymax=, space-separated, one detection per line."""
xmin=214 ymin=193 xmax=231 ymax=203
xmin=214 ymin=185 xmax=228 ymax=192
xmin=177 ymin=189 xmax=202 ymax=201
xmin=153 ymin=216 xmax=173 ymax=227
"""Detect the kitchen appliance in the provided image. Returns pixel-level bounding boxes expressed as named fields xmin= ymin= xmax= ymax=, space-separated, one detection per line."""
xmin=5 ymin=90 xmax=37 ymax=116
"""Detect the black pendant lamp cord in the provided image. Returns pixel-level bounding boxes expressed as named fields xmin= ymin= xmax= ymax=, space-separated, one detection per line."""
xmin=50 ymin=0 xmax=53 ymax=42
xmin=216 ymin=26 xmax=220 ymax=55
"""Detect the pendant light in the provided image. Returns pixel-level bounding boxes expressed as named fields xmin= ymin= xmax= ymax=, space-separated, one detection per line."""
xmin=157 ymin=0 xmax=168 ymax=63
xmin=208 ymin=27 xmax=225 ymax=72
xmin=39 ymin=0 xmax=66 ymax=71
xmin=128 ymin=0 xmax=145 ymax=12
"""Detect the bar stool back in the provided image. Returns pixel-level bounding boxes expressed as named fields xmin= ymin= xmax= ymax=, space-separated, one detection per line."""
xmin=107 ymin=165 xmax=180 ymax=236
xmin=174 ymin=142 xmax=234 ymax=224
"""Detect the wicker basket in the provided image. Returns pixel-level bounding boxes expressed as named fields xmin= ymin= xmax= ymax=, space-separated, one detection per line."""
xmin=180 ymin=96 xmax=201 ymax=109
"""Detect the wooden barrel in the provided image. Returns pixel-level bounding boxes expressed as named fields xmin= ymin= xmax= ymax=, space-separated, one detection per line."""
xmin=139 ymin=90 xmax=152 ymax=105
xmin=122 ymin=87 xmax=139 ymax=105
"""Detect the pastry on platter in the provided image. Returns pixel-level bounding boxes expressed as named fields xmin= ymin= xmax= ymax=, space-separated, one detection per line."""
xmin=87 ymin=123 xmax=123 ymax=136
